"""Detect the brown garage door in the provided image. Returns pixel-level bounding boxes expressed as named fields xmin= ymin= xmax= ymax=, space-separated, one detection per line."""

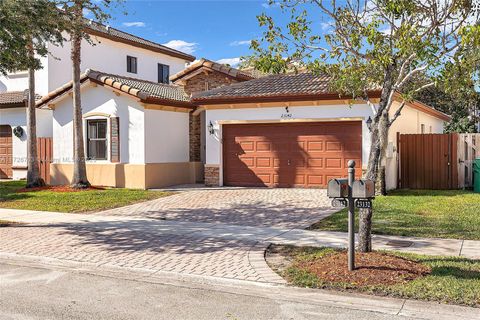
xmin=0 ymin=125 xmax=13 ymax=179
xmin=223 ymin=121 xmax=362 ymax=188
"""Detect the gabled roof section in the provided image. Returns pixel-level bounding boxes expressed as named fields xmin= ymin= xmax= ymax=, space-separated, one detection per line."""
xmin=85 ymin=20 xmax=195 ymax=62
xmin=170 ymin=58 xmax=255 ymax=83
xmin=0 ymin=91 xmax=41 ymax=109
xmin=36 ymin=69 xmax=193 ymax=108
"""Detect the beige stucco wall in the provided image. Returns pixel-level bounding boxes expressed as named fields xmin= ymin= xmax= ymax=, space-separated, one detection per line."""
xmin=145 ymin=162 xmax=203 ymax=189
xmin=385 ymin=101 xmax=446 ymax=190
xmin=51 ymin=162 xmax=202 ymax=189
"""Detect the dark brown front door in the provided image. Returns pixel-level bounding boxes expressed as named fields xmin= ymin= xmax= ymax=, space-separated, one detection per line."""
xmin=223 ymin=121 xmax=362 ymax=188
xmin=0 ymin=125 xmax=13 ymax=178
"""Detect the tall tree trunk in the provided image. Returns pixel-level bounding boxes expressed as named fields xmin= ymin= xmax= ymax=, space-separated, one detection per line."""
xmin=70 ymin=2 xmax=90 ymax=188
xmin=358 ymin=66 xmax=395 ymax=252
xmin=26 ymin=42 xmax=45 ymax=188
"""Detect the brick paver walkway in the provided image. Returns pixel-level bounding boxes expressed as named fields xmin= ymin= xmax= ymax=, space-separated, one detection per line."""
xmin=99 ymin=188 xmax=332 ymax=228
xmin=0 ymin=188 xmax=333 ymax=283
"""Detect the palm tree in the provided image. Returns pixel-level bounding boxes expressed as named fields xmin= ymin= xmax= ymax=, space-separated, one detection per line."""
xmin=70 ymin=0 xmax=90 ymax=188
xmin=26 ymin=41 xmax=45 ymax=188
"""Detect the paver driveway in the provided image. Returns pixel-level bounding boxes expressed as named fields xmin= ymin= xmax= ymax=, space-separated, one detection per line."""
xmin=0 ymin=188 xmax=333 ymax=283
xmin=99 ymin=187 xmax=332 ymax=228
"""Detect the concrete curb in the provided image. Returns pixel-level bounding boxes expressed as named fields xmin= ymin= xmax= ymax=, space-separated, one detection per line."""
xmin=247 ymin=242 xmax=286 ymax=284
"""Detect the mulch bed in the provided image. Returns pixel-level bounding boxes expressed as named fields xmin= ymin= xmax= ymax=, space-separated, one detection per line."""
xmin=298 ymin=251 xmax=431 ymax=286
xmin=16 ymin=185 xmax=105 ymax=193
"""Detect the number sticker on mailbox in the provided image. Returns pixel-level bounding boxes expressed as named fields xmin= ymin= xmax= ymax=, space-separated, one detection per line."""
xmin=355 ymin=199 xmax=372 ymax=209
xmin=332 ymin=198 xmax=348 ymax=208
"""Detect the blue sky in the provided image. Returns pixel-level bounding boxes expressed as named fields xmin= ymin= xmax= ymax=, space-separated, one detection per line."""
xmin=99 ymin=0 xmax=288 ymax=66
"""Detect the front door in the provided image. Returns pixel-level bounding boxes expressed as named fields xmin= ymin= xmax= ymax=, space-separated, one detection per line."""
xmin=0 ymin=125 xmax=13 ymax=178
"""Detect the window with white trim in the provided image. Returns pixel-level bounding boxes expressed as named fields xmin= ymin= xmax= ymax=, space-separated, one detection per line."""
xmin=87 ymin=119 xmax=108 ymax=160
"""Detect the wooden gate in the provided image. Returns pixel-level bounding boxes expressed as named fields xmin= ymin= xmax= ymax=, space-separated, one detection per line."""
xmin=457 ymin=133 xmax=480 ymax=188
xmin=37 ymin=137 xmax=52 ymax=184
xmin=398 ymin=133 xmax=458 ymax=189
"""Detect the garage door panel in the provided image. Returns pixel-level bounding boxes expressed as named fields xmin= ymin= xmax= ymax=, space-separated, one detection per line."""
xmin=325 ymin=141 xmax=343 ymax=151
xmin=256 ymin=157 xmax=272 ymax=168
xmin=256 ymin=141 xmax=272 ymax=151
xmin=223 ymin=122 xmax=362 ymax=188
xmin=324 ymin=158 xmax=343 ymax=169
xmin=308 ymin=158 xmax=324 ymax=168
xmin=306 ymin=141 xmax=323 ymax=151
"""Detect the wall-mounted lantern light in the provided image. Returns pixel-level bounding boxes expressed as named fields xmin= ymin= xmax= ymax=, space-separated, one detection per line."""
xmin=366 ymin=116 xmax=373 ymax=132
xmin=208 ymin=121 xmax=215 ymax=135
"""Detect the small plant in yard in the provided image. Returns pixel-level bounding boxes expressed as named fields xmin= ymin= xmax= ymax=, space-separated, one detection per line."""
xmin=267 ymin=245 xmax=480 ymax=307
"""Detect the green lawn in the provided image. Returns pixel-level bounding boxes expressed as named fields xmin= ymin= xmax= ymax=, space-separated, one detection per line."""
xmin=273 ymin=246 xmax=480 ymax=307
xmin=0 ymin=180 xmax=171 ymax=213
xmin=310 ymin=190 xmax=480 ymax=240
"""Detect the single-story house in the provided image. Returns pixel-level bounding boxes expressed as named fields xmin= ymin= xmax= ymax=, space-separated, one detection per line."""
xmin=191 ymin=73 xmax=450 ymax=190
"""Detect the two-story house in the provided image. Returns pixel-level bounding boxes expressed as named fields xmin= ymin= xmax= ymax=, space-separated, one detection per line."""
xmin=1 ymin=21 xmax=450 ymax=190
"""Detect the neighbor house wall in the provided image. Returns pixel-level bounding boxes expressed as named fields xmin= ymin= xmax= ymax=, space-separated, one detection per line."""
xmin=0 ymin=107 xmax=52 ymax=179
xmin=204 ymin=103 xmax=374 ymax=187
xmin=386 ymin=101 xmax=446 ymax=190
xmin=0 ymin=56 xmax=49 ymax=95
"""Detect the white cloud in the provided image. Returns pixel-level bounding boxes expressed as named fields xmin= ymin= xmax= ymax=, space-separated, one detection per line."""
xmin=262 ymin=3 xmax=270 ymax=8
xmin=216 ymin=57 xmax=241 ymax=67
xmin=162 ymin=40 xmax=198 ymax=54
xmin=122 ymin=22 xmax=146 ymax=28
xmin=83 ymin=8 xmax=92 ymax=17
xmin=320 ymin=21 xmax=334 ymax=30
xmin=230 ymin=40 xmax=251 ymax=46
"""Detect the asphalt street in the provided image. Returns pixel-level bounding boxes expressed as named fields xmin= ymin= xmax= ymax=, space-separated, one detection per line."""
xmin=0 ymin=261 xmax=428 ymax=320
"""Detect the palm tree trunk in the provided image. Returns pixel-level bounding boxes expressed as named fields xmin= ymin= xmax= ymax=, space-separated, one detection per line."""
xmin=26 ymin=41 xmax=45 ymax=188
xmin=70 ymin=3 xmax=90 ymax=188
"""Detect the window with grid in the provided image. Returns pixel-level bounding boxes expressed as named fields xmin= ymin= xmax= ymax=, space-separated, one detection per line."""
xmin=87 ymin=119 xmax=108 ymax=160
xmin=158 ymin=63 xmax=170 ymax=83
xmin=127 ymin=56 xmax=137 ymax=73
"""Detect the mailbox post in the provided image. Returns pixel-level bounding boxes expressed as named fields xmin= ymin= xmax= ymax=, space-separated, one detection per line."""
xmin=327 ymin=160 xmax=375 ymax=272
xmin=347 ymin=160 xmax=356 ymax=271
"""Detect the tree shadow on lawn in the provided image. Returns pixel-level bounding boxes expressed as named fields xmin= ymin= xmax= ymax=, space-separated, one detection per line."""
xmin=429 ymin=266 xmax=480 ymax=280
xmin=0 ymin=183 xmax=34 ymax=202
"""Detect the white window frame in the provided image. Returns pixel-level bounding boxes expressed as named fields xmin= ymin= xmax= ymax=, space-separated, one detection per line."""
xmin=83 ymin=115 xmax=111 ymax=163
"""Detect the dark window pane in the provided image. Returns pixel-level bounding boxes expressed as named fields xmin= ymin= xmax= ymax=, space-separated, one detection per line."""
xmin=86 ymin=119 xmax=108 ymax=160
xmin=98 ymin=121 xmax=107 ymax=138
xmin=127 ymin=56 xmax=137 ymax=73
xmin=158 ymin=63 xmax=169 ymax=83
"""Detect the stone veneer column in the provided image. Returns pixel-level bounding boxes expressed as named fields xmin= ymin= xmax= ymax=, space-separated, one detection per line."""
xmin=204 ymin=165 xmax=220 ymax=187
xmin=189 ymin=113 xmax=201 ymax=162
